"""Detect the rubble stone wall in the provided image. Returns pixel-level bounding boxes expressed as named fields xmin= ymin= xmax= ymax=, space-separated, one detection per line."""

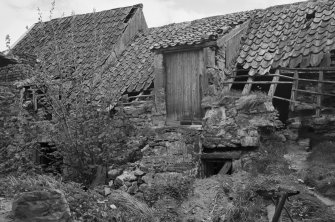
xmin=202 ymin=93 xmax=281 ymax=149
xmin=107 ymin=126 xmax=200 ymax=200
xmin=0 ymin=64 xmax=31 ymax=148
xmin=0 ymin=82 xmax=21 ymax=147
xmin=141 ymin=127 xmax=201 ymax=174
xmin=112 ymin=99 xmax=166 ymax=130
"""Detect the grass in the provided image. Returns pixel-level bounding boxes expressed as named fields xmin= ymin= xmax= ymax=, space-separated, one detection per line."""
xmin=304 ymin=141 xmax=335 ymax=199
xmin=0 ymin=174 xmax=155 ymax=222
xmin=307 ymin=141 xmax=335 ymax=163
xmin=246 ymin=140 xmax=292 ymax=176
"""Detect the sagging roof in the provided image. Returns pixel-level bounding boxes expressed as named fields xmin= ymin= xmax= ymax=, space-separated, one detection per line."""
xmin=98 ymin=29 xmax=154 ymax=105
xmin=11 ymin=4 xmax=144 ymax=78
xmin=98 ymin=11 xmax=256 ymax=105
xmin=151 ymin=10 xmax=257 ymax=50
xmin=237 ymin=0 xmax=335 ymax=76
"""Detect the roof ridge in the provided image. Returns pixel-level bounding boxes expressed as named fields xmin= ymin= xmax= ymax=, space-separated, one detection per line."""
xmin=149 ymin=9 xmax=259 ymax=30
xmin=36 ymin=3 xmax=142 ymax=25
xmin=263 ymin=0 xmax=330 ymax=11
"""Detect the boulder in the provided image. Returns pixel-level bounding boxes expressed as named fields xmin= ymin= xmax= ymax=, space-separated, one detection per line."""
xmin=104 ymin=187 xmax=112 ymax=196
xmin=134 ymin=168 xmax=145 ymax=177
xmin=142 ymin=173 xmax=154 ymax=185
xmin=12 ymin=189 xmax=71 ymax=222
xmin=115 ymin=171 xmax=137 ymax=186
xmin=138 ymin=184 xmax=149 ymax=193
xmin=127 ymin=182 xmax=138 ymax=194
xmin=107 ymin=168 xmax=123 ymax=180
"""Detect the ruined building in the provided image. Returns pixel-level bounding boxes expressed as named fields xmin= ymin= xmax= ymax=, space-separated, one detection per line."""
xmin=1 ymin=0 xmax=335 ymax=178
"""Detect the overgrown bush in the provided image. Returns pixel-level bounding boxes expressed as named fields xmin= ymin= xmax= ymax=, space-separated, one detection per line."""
xmin=8 ymin=0 xmax=144 ymax=185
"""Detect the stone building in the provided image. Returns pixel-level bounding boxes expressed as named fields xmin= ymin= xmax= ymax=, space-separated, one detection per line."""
xmin=1 ymin=0 xmax=335 ymax=178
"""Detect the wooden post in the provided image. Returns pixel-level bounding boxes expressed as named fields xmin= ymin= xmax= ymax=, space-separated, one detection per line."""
xmin=268 ymin=70 xmax=280 ymax=97
xmin=30 ymin=88 xmax=38 ymax=111
xmin=316 ymin=70 xmax=324 ymax=117
xmin=290 ymin=71 xmax=299 ymax=111
xmin=242 ymin=77 xmax=253 ymax=95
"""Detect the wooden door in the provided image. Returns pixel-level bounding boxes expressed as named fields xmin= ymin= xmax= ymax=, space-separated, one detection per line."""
xmin=165 ymin=49 xmax=204 ymax=122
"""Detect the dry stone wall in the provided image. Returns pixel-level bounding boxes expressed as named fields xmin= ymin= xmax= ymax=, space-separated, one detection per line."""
xmin=201 ymin=93 xmax=281 ymax=149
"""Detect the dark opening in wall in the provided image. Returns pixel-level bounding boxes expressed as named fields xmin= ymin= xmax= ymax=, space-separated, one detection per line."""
xmin=273 ymin=77 xmax=292 ymax=124
xmin=124 ymin=7 xmax=137 ymax=23
xmin=201 ymin=159 xmax=232 ymax=178
xmin=38 ymin=143 xmax=62 ymax=174
xmin=251 ymin=75 xmax=272 ymax=93
xmin=231 ymin=67 xmax=251 ymax=91
xmin=331 ymin=50 xmax=335 ymax=66
xmin=121 ymin=82 xmax=154 ymax=105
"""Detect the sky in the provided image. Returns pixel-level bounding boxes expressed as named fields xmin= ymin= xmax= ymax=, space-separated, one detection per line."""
xmin=0 ymin=0 xmax=304 ymax=51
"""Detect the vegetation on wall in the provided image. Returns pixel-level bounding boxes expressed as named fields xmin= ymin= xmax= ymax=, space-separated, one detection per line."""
xmin=0 ymin=0 xmax=141 ymax=185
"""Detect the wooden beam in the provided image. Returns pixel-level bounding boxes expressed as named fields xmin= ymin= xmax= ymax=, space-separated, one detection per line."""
xmin=219 ymin=160 xmax=232 ymax=175
xmin=242 ymin=77 xmax=253 ymax=95
xmin=292 ymin=88 xmax=335 ymax=97
xmin=273 ymin=96 xmax=335 ymax=111
xmin=290 ymin=71 xmax=299 ymax=112
xmin=279 ymin=67 xmax=335 ymax=72
xmin=200 ymin=151 xmax=242 ymax=160
xmin=221 ymin=81 xmax=292 ymax=85
xmin=290 ymin=78 xmax=335 ymax=84
xmin=155 ymin=41 xmax=217 ymax=54
xmin=217 ymin=20 xmax=250 ymax=47
xmin=268 ymin=70 xmax=280 ymax=97
xmin=316 ymin=70 xmax=324 ymax=117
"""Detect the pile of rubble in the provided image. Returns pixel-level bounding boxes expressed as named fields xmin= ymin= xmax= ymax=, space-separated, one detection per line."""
xmin=107 ymin=165 xmax=151 ymax=199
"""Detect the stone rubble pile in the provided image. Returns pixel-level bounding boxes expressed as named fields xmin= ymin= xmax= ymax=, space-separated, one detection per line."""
xmin=107 ymin=164 xmax=151 ymax=199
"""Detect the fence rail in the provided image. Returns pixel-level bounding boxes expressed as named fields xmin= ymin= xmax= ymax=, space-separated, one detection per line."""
xmin=229 ymin=68 xmax=335 ymax=117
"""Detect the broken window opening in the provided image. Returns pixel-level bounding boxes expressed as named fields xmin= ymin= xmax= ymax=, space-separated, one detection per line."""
xmin=124 ymin=7 xmax=137 ymax=23
xmin=120 ymin=83 xmax=154 ymax=106
xmin=22 ymin=85 xmax=52 ymax=120
xmin=37 ymin=142 xmax=62 ymax=175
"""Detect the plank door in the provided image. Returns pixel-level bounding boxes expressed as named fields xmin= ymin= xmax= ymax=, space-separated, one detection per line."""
xmin=165 ymin=49 xmax=204 ymax=122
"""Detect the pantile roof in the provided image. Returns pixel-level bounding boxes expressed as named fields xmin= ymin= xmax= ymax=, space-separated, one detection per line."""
xmin=12 ymin=4 xmax=143 ymax=78
xmin=151 ymin=10 xmax=257 ymax=49
xmin=98 ymin=10 xmax=256 ymax=105
xmin=237 ymin=0 xmax=335 ymax=75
